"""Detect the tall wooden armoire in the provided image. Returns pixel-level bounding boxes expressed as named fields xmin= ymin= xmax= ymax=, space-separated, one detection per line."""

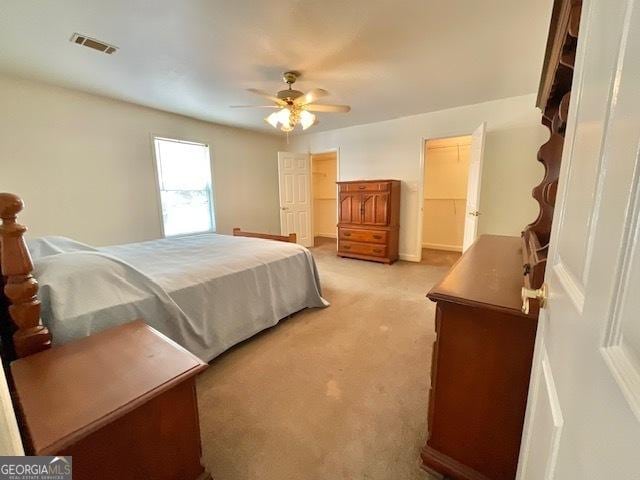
xmin=337 ymin=180 xmax=401 ymax=264
xmin=420 ymin=1 xmax=583 ymax=479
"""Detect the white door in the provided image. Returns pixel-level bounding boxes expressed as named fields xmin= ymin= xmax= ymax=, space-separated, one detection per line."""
xmin=517 ymin=0 xmax=640 ymax=478
xmin=462 ymin=121 xmax=486 ymax=251
xmin=277 ymin=152 xmax=313 ymax=247
xmin=0 ymin=363 xmax=23 ymax=455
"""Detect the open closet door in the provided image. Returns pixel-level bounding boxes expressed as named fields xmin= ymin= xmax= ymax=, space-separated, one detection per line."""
xmin=277 ymin=152 xmax=313 ymax=247
xmin=462 ymin=121 xmax=486 ymax=251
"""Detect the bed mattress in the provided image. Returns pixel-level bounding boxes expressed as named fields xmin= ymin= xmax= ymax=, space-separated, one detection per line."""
xmin=28 ymin=234 xmax=328 ymax=361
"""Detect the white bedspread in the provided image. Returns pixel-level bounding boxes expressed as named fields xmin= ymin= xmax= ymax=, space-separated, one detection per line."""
xmin=29 ymin=234 xmax=328 ymax=361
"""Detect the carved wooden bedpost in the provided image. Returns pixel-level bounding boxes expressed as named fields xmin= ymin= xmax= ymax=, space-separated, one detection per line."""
xmin=0 ymin=193 xmax=51 ymax=358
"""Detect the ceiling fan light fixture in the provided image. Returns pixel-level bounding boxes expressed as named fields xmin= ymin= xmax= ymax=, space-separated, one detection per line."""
xmin=276 ymin=108 xmax=292 ymax=125
xmin=243 ymin=71 xmax=351 ymax=133
xmin=300 ymin=110 xmax=316 ymax=130
xmin=266 ymin=111 xmax=280 ymax=128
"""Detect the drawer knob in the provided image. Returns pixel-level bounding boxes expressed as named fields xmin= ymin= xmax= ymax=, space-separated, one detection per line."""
xmin=343 ymin=245 xmax=351 ymax=250
xmin=373 ymin=235 xmax=382 ymax=239
xmin=344 ymin=232 xmax=351 ymax=236
xmin=358 ymin=185 xmax=366 ymax=189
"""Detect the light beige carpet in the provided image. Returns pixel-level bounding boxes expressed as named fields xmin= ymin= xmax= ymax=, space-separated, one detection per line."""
xmin=197 ymin=238 xmax=459 ymax=480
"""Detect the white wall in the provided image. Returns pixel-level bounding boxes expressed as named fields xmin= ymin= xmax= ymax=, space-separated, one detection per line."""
xmin=291 ymin=94 xmax=547 ymax=260
xmin=0 ymin=74 xmax=283 ymax=246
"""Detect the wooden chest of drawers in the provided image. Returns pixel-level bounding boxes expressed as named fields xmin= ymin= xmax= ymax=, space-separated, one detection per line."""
xmin=11 ymin=320 xmax=210 ymax=480
xmin=337 ymin=180 xmax=401 ymax=264
xmin=421 ymin=236 xmax=537 ymax=480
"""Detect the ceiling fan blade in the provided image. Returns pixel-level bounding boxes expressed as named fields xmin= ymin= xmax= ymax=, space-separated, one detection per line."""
xmin=294 ymin=88 xmax=329 ymax=105
xmin=304 ymin=104 xmax=351 ymax=113
xmin=230 ymin=105 xmax=281 ymax=109
xmin=246 ymin=88 xmax=287 ymax=105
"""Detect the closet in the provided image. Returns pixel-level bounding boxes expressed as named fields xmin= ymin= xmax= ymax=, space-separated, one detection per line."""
xmin=311 ymin=152 xmax=337 ymax=244
xmin=422 ymin=136 xmax=471 ymax=252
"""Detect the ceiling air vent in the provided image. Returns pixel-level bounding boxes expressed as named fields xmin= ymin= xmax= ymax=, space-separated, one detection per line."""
xmin=70 ymin=33 xmax=118 ymax=54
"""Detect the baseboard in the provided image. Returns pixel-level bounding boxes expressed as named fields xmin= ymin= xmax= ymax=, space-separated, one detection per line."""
xmin=422 ymin=242 xmax=462 ymax=252
xmin=399 ymin=253 xmax=421 ymax=262
xmin=315 ymin=233 xmax=337 ymax=239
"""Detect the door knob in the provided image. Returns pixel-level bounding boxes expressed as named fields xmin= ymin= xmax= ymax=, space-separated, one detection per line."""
xmin=281 ymin=207 xmax=289 ymax=211
xmin=521 ymin=283 xmax=548 ymax=314
xmin=468 ymin=211 xmax=481 ymax=217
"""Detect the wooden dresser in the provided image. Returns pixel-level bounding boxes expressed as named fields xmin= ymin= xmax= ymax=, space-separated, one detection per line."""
xmin=11 ymin=320 xmax=210 ymax=480
xmin=420 ymin=2 xmax=583 ymax=478
xmin=421 ymin=236 xmax=538 ymax=480
xmin=337 ymin=180 xmax=400 ymax=264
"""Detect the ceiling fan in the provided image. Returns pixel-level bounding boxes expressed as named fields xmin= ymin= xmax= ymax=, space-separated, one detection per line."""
xmin=231 ymin=71 xmax=351 ymax=132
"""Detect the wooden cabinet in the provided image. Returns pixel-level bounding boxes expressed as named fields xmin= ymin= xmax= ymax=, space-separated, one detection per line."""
xmin=362 ymin=193 xmax=390 ymax=225
xmin=421 ymin=236 xmax=537 ymax=480
xmin=11 ymin=320 xmax=210 ymax=480
xmin=337 ymin=180 xmax=400 ymax=264
xmin=339 ymin=192 xmax=363 ymax=225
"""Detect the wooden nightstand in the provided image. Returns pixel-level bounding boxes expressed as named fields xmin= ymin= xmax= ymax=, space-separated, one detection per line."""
xmin=11 ymin=320 xmax=211 ymax=480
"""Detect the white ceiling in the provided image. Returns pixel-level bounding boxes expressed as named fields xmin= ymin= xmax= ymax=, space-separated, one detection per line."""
xmin=0 ymin=0 xmax=553 ymax=134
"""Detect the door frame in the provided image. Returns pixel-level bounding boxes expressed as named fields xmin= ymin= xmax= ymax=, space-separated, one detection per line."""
xmin=416 ymin=133 xmax=474 ymax=262
xmin=310 ymin=148 xmax=340 ymax=246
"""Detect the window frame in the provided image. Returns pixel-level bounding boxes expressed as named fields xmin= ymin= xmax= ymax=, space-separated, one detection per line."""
xmin=150 ymin=134 xmax=217 ymax=238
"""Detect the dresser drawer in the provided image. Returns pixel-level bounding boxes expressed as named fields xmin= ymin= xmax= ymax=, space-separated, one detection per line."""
xmin=339 ymin=241 xmax=387 ymax=258
xmin=340 ymin=182 xmax=390 ymax=192
xmin=339 ymin=228 xmax=387 ymax=244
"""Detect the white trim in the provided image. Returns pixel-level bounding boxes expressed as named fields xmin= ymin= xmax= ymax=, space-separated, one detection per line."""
xmin=600 ymin=124 xmax=640 ymax=421
xmin=552 ymin=259 xmax=585 ymax=314
xmin=517 ymin=326 xmax=564 ymax=480
xmin=540 ymin=349 xmax=564 ymax=480
xmin=399 ymin=252 xmax=421 ymax=262
xmin=601 ymin=346 xmax=640 ymax=422
xmin=150 ymin=134 xmax=217 ymax=238
xmin=422 ymin=242 xmax=462 ymax=252
xmin=547 ymin=0 xmax=593 ymax=268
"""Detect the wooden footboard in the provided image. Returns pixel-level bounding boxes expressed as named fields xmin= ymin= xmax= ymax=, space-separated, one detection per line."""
xmin=233 ymin=228 xmax=297 ymax=244
xmin=0 ymin=193 xmax=51 ymax=359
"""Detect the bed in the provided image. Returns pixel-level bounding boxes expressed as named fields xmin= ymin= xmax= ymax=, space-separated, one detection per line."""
xmin=0 ymin=193 xmax=328 ymax=362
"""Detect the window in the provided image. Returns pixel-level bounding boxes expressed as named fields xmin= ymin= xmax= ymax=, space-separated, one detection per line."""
xmin=153 ymin=136 xmax=215 ymax=236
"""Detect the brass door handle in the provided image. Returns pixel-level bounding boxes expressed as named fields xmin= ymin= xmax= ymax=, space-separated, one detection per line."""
xmin=281 ymin=206 xmax=289 ymax=211
xmin=468 ymin=211 xmax=481 ymax=217
xmin=521 ymin=284 xmax=548 ymax=314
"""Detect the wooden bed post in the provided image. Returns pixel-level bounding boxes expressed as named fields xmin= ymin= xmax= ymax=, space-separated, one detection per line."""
xmin=0 ymin=193 xmax=51 ymax=358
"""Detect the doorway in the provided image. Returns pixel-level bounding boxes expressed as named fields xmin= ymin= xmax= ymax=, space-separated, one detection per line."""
xmin=421 ymin=135 xmax=472 ymax=261
xmin=311 ymin=151 xmax=338 ymax=248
